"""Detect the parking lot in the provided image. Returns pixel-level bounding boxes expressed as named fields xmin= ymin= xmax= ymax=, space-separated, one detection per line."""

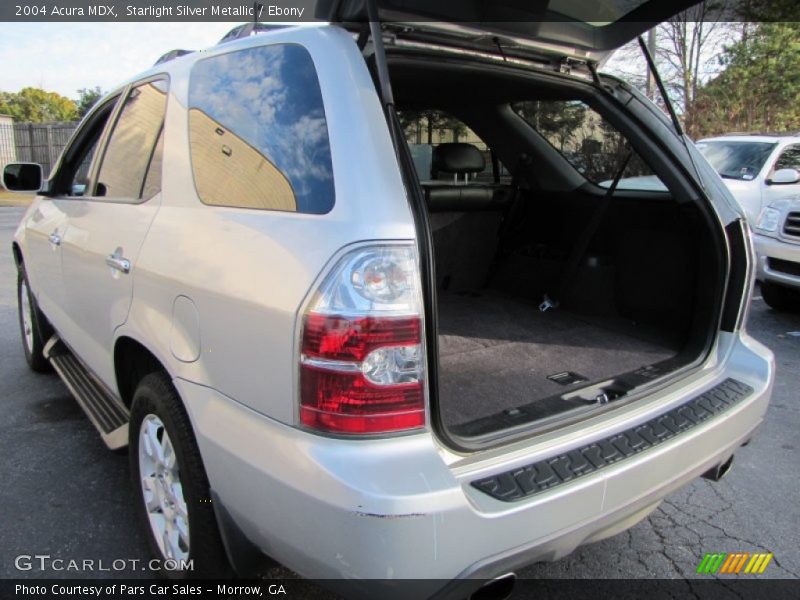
xmin=0 ymin=204 xmax=798 ymax=585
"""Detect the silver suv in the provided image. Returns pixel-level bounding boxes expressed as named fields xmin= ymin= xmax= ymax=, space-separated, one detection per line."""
xmin=4 ymin=4 xmax=774 ymax=598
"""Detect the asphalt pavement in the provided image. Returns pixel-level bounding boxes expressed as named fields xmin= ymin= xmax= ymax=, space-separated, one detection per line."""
xmin=0 ymin=205 xmax=798 ymax=588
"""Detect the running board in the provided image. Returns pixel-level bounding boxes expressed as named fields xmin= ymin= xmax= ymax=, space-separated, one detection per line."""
xmin=44 ymin=335 xmax=129 ymax=450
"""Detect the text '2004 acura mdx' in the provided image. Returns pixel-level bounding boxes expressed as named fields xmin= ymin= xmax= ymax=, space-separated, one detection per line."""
xmin=5 ymin=2 xmax=774 ymax=598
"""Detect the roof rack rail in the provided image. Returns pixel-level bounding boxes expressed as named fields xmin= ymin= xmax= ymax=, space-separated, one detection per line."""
xmin=218 ymin=23 xmax=291 ymax=45
xmin=154 ymin=49 xmax=194 ymax=66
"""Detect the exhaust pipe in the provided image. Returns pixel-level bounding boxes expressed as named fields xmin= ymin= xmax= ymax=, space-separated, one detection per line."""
xmin=702 ymin=454 xmax=734 ymax=482
xmin=470 ymin=573 xmax=516 ymax=600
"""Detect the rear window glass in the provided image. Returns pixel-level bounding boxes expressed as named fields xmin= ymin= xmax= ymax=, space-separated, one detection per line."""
xmin=397 ymin=110 xmax=510 ymax=183
xmin=96 ymin=80 xmax=168 ymax=200
xmin=188 ymin=44 xmax=334 ymax=214
xmin=512 ymin=100 xmax=667 ymax=192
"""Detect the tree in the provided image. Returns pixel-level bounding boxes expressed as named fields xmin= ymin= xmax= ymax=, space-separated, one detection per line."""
xmin=76 ymin=86 xmax=103 ymax=118
xmin=735 ymin=0 xmax=800 ymax=21
xmin=656 ymin=2 xmax=732 ymax=135
xmin=603 ymin=2 xmax=739 ymax=133
xmin=399 ymin=110 xmax=467 ymax=144
xmin=514 ymin=100 xmax=587 ymax=151
xmin=0 ymin=87 xmax=78 ymax=122
xmin=688 ymin=22 xmax=800 ymax=136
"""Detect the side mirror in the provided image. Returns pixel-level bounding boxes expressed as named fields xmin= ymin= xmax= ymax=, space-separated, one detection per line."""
xmin=767 ymin=168 xmax=800 ymax=185
xmin=2 ymin=162 xmax=43 ymax=192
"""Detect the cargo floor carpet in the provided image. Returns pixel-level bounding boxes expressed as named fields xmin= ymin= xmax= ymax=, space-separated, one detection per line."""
xmin=437 ymin=292 xmax=679 ymax=430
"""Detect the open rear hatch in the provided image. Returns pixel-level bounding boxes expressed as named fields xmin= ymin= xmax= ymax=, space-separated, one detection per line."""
xmin=317 ymin=0 xmax=724 ymax=449
xmin=390 ymin=57 xmax=726 ymax=447
xmin=316 ymin=0 xmax=702 ymax=63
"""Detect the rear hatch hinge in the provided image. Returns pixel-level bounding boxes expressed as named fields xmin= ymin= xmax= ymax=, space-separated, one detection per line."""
xmin=556 ymin=57 xmax=586 ymax=75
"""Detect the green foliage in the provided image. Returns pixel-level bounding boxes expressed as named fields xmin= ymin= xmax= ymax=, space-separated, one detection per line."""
xmin=514 ymin=100 xmax=587 ymax=151
xmin=76 ymin=86 xmax=103 ymax=118
xmin=689 ymin=23 xmax=800 ymax=137
xmin=735 ymin=0 xmax=800 ymax=21
xmin=0 ymin=87 xmax=79 ymax=123
xmin=513 ymin=100 xmax=651 ymax=183
xmin=399 ymin=110 xmax=468 ymax=144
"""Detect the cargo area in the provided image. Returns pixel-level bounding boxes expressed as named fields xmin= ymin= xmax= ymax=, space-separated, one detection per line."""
xmin=437 ymin=292 xmax=679 ymax=431
xmin=426 ymin=182 xmax=718 ymax=438
xmin=390 ymin=54 xmax=725 ymax=442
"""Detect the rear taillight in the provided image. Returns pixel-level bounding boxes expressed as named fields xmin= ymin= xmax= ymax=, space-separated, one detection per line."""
xmin=299 ymin=245 xmax=426 ymax=434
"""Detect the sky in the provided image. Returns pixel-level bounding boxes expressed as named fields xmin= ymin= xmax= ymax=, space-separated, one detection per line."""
xmin=0 ymin=21 xmax=729 ymax=104
xmin=0 ymin=23 xmax=248 ymax=99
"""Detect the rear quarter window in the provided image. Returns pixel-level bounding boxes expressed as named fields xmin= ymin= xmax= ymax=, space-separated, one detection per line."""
xmin=188 ymin=43 xmax=334 ymax=214
xmin=512 ymin=100 xmax=666 ymax=191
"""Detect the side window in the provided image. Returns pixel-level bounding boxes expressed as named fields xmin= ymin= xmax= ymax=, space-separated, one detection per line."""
xmin=512 ymin=100 xmax=666 ymax=191
xmin=52 ymin=96 xmax=119 ymax=197
xmin=95 ymin=79 xmax=168 ymax=200
xmin=141 ymin=128 xmax=164 ymax=200
xmin=70 ymin=136 xmax=101 ymax=196
xmin=188 ymin=44 xmax=334 ymax=214
xmin=774 ymin=144 xmax=800 ymax=172
xmin=397 ymin=110 xmax=509 ymax=183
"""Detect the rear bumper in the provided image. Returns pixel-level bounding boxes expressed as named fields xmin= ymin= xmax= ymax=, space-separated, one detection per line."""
xmin=754 ymin=233 xmax=800 ymax=289
xmin=176 ymin=331 xmax=773 ymax=598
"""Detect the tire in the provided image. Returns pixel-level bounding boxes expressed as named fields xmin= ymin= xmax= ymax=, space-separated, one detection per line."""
xmin=761 ymin=281 xmax=799 ymax=312
xmin=129 ymin=372 xmax=231 ymax=578
xmin=16 ymin=264 xmax=52 ymax=373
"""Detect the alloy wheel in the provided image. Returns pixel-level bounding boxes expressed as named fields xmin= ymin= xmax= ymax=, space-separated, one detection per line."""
xmin=138 ymin=414 xmax=190 ymax=561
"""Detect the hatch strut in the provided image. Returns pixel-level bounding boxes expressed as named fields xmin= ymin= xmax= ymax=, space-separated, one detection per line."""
xmin=365 ymin=0 xmax=394 ymax=107
xmin=587 ymin=61 xmax=602 ymax=87
xmin=357 ymin=0 xmax=444 ymax=440
xmin=493 ymin=37 xmax=508 ymax=62
xmin=637 ymin=36 xmax=683 ymax=137
xmin=637 ymin=35 xmax=706 ymax=188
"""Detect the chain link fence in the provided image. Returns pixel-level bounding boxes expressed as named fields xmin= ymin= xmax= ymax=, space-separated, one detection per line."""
xmin=0 ymin=119 xmax=79 ymax=176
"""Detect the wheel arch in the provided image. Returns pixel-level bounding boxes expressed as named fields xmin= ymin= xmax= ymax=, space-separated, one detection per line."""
xmin=11 ymin=242 xmax=22 ymax=268
xmin=114 ymin=336 xmax=173 ymax=409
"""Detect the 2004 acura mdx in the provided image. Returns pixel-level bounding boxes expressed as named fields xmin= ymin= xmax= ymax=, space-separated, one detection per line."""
xmin=4 ymin=2 xmax=774 ymax=598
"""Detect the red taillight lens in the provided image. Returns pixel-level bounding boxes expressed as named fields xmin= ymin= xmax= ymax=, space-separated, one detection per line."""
xmin=300 ymin=366 xmax=424 ymax=433
xmin=300 ymin=314 xmax=425 ymax=434
xmin=302 ymin=314 xmax=421 ymax=362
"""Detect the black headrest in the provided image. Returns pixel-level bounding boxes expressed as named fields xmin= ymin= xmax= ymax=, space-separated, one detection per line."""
xmin=433 ymin=143 xmax=485 ymax=175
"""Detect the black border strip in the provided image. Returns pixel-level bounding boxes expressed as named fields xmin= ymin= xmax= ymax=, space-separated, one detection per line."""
xmin=472 ymin=378 xmax=753 ymax=502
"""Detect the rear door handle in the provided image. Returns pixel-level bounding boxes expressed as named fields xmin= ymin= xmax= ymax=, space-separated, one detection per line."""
xmin=48 ymin=232 xmax=61 ymax=246
xmin=105 ymin=253 xmax=131 ymax=274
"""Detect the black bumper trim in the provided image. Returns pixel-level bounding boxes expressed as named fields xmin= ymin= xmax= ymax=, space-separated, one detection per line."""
xmin=472 ymin=378 xmax=753 ymax=502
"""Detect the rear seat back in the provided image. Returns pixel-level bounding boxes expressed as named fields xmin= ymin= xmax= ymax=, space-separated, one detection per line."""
xmin=421 ymin=143 xmax=514 ymax=291
xmin=425 ymin=143 xmax=512 ymax=212
xmin=432 ymin=142 xmax=485 ymax=179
